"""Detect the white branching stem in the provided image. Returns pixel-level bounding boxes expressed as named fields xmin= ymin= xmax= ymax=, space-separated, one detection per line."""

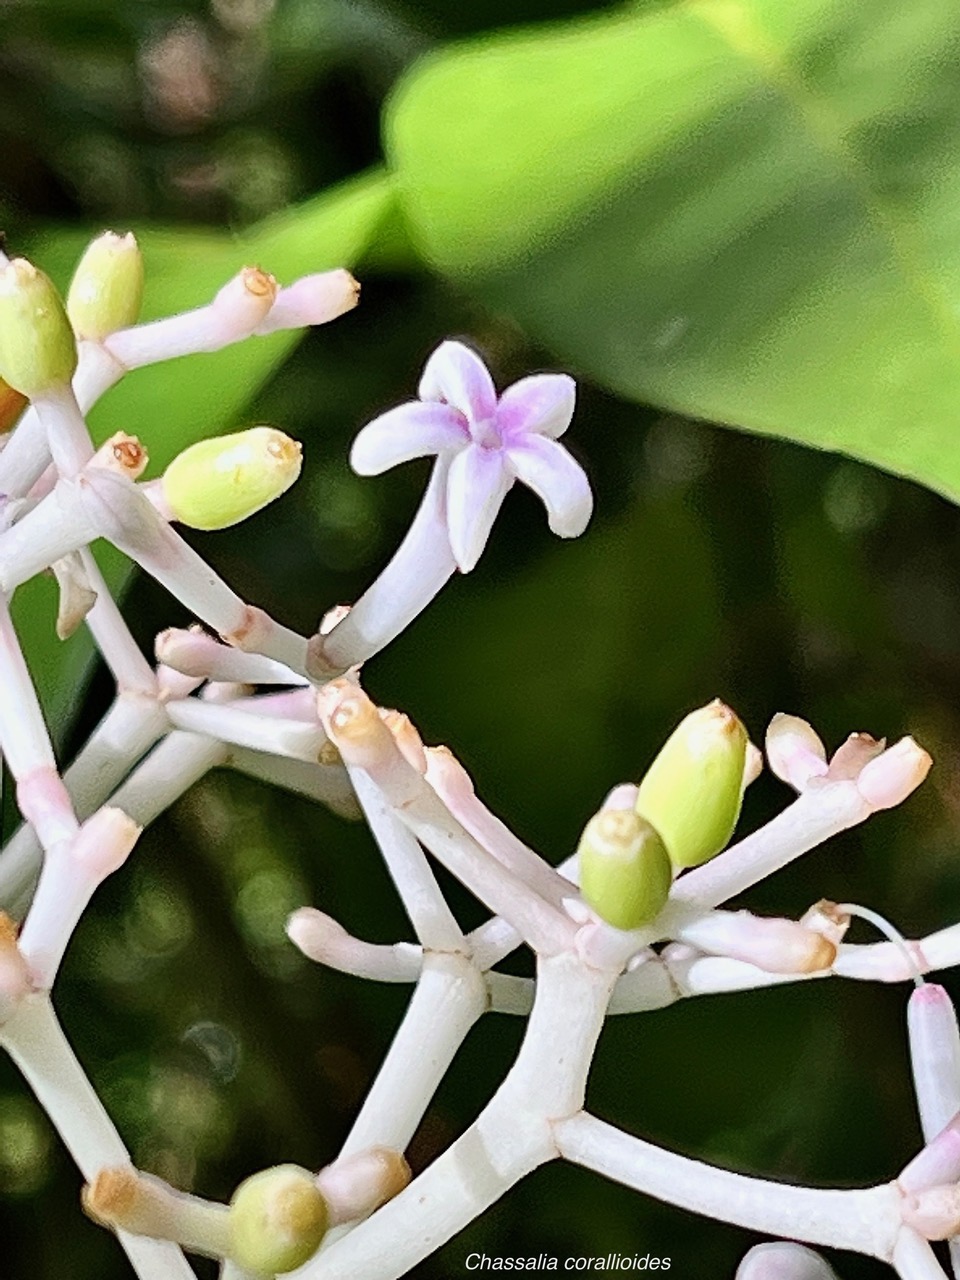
xmin=0 ymin=995 xmax=197 ymax=1280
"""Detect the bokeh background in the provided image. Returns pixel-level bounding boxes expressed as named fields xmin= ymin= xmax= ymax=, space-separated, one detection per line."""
xmin=2 ymin=1 xmax=960 ymax=1277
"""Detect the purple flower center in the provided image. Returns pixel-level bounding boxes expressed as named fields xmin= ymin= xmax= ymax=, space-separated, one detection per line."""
xmin=470 ymin=415 xmax=502 ymax=450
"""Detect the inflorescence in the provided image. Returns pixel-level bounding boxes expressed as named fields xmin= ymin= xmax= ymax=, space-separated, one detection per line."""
xmin=0 ymin=235 xmax=955 ymax=1280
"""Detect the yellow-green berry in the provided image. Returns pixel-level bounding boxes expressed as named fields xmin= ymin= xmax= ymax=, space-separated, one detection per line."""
xmin=162 ymin=426 xmax=302 ymax=530
xmin=635 ymin=700 xmax=747 ymax=869
xmin=67 ymin=231 xmax=144 ymax=340
xmin=0 ymin=258 xmax=77 ymax=396
xmin=229 ymin=1164 xmax=328 ymax=1274
xmin=578 ymin=809 xmax=672 ymax=930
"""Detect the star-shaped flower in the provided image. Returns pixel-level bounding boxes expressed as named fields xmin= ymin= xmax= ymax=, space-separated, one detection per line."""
xmin=350 ymin=340 xmax=593 ymax=572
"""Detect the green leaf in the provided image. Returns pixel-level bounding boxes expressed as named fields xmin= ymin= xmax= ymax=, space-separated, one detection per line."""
xmin=386 ymin=0 xmax=960 ymax=500
xmin=17 ymin=167 xmax=397 ymax=738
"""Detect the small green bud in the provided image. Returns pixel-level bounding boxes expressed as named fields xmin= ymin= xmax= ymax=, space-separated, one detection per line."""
xmin=578 ymin=809 xmax=672 ymax=930
xmin=162 ymin=426 xmax=303 ymax=531
xmin=67 ymin=231 xmax=144 ymax=340
xmin=0 ymin=258 xmax=77 ymax=396
xmin=229 ymin=1164 xmax=328 ymax=1274
xmin=635 ymin=700 xmax=747 ymax=869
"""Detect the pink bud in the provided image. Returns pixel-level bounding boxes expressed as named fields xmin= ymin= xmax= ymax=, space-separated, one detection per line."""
xmin=315 ymin=1147 xmax=410 ymax=1226
xmin=601 ymin=783 xmax=639 ymax=811
xmin=908 ymin=984 xmax=960 ymax=1142
xmin=256 ymin=270 xmax=360 ymax=334
xmin=856 ymin=737 xmax=932 ymax=810
xmin=764 ymin=714 xmax=828 ymax=791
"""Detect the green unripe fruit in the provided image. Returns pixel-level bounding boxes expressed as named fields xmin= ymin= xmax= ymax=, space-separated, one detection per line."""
xmin=636 ymin=699 xmax=747 ymax=869
xmin=162 ymin=426 xmax=303 ymax=530
xmin=0 ymin=258 xmax=77 ymax=396
xmin=578 ymin=809 xmax=672 ymax=930
xmin=229 ymin=1164 xmax=328 ymax=1274
xmin=67 ymin=231 xmax=144 ymax=340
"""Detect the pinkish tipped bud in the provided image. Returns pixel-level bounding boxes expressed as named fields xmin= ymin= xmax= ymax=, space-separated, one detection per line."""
xmin=909 ymin=983 xmax=960 ymax=1142
xmin=213 ymin=265 xmax=277 ymax=332
xmin=736 ymin=1242 xmax=839 ymax=1279
xmin=67 ymin=231 xmax=144 ymax=341
xmin=0 ymin=258 xmax=77 ymax=396
xmin=315 ymin=1147 xmax=411 ymax=1226
xmin=856 ymin=736 xmax=932 ymax=810
xmin=286 ymin=908 xmax=349 ymax=964
xmin=764 ymin=714 xmax=828 ymax=791
xmin=636 ymin=700 xmax=748 ymax=868
xmin=257 ymin=270 xmax=360 ymax=334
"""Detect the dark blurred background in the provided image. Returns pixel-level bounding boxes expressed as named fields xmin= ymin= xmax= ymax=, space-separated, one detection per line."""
xmin=2 ymin=2 xmax=960 ymax=1278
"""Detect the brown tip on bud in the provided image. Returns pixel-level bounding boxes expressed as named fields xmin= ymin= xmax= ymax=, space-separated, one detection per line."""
xmin=241 ymin=266 xmax=277 ymax=300
xmin=82 ymin=1166 xmax=141 ymax=1227
xmin=318 ymin=741 xmax=342 ymax=767
xmin=0 ymin=912 xmax=19 ymax=947
xmin=801 ymin=933 xmax=837 ymax=973
xmin=0 ymin=378 xmax=27 ymax=433
xmin=370 ymin=1148 xmax=411 ymax=1202
xmin=112 ymin=436 xmax=147 ymax=475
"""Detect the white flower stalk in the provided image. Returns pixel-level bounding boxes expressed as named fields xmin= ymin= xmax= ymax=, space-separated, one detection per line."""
xmin=317 ymin=679 xmax=577 ymax=955
xmin=84 ymin=1166 xmax=232 ymax=1260
xmin=672 ymin=908 xmax=836 ymax=974
xmin=156 ymin=625 xmax=308 ymax=685
xmin=18 ymin=806 xmax=140 ymax=989
xmin=736 ymin=1242 xmax=840 ymax=1279
xmin=668 ymin=733 xmax=931 ymax=912
xmin=287 ymin=909 xmax=423 ymax=982
xmin=313 ymin=340 xmax=592 ymax=673
xmin=0 ymin=995 xmax=197 ymax=1279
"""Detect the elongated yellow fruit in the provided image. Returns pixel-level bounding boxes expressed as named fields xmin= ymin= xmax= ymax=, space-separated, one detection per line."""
xmin=67 ymin=230 xmax=144 ymax=340
xmin=229 ymin=1164 xmax=328 ymax=1273
xmin=0 ymin=258 xmax=77 ymax=396
xmin=162 ymin=426 xmax=303 ymax=530
xmin=636 ymin=699 xmax=747 ymax=869
xmin=578 ymin=808 xmax=672 ymax=930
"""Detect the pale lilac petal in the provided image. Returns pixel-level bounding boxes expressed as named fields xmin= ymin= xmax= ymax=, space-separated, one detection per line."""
xmin=418 ymin=340 xmax=498 ymax=424
xmin=506 ymin=436 xmax=593 ymax=537
xmin=497 ymin=374 xmax=576 ymax=441
xmin=445 ymin=445 xmax=513 ymax=572
xmin=350 ymin=402 xmax=469 ymax=475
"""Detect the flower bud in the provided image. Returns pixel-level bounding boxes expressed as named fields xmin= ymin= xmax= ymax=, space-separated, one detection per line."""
xmin=0 ymin=258 xmax=77 ymax=396
xmin=229 ymin=1164 xmax=328 ymax=1273
xmin=736 ymin=1242 xmax=839 ymax=1279
xmin=162 ymin=426 xmax=302 ymax=531
xmin=578 ymin=808 xmax=672 ymax=930
xmin=66 ymin=231 xmax=144 ymax=341
xmin=635 ymin=700 xmax=747 ymax=868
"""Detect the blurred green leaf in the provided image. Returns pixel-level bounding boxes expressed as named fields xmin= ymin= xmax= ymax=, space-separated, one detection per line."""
xmin=17 ymin=166 xmax=397 ymax=736
xmin=386 ymin=0 xmax=960 ymax=501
